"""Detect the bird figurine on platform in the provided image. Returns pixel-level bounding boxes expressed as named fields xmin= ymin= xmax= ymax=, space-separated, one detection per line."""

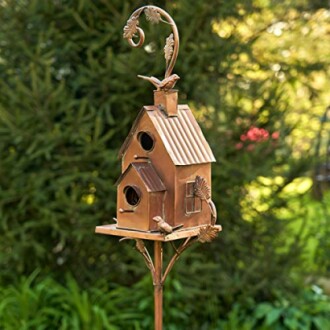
xmin=153 ymin=216 xmax=173 ymax=234
xmin=138 ymin=74 xmax=180 ymax=91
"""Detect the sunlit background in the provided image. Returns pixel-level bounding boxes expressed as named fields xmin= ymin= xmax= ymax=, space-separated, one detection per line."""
xmin=0 ymin=0 xmax=329 ymax=329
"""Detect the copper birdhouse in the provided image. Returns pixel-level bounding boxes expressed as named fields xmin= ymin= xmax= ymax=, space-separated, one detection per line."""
xmin=113 ymin=6 xmax=217 ymax=234
xmin=95 ymin=6 xmax=221 ymax=330
xmin=116 ymin=102 xmax=216 ymax=232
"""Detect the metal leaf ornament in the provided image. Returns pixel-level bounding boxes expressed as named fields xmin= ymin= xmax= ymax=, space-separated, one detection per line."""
xmin=144 ymin=7 xmax=161 ymax=24
xmin=194 ymin=175 xmax=211 ymax=201
xmin=194 ymin=175 xmax=217 ymax=225
xmin=135 ymin=239 xmax=146 ymax=254
xmin=198 ymin=225 xmax=218 ymax=243
xmin=123 ymin=16 xmax=139 ymax=39
xmin=164 ymin=33 xmax=174 ymax=65
xmin=123 ymin=5 xmax=179 ymax=78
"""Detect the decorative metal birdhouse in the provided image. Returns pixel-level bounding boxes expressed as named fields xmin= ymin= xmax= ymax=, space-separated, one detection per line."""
xmin=116 ymin=101 xmax=216 ymax=232
xmin=95 ymin=6 xmax=221 ymax=330
xmin=115 ymin=12 xmax=216 ymax=234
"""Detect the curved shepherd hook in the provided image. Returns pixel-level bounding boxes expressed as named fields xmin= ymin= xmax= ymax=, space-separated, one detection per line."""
xmin=123 ymin=5 xmax=179 ymax=85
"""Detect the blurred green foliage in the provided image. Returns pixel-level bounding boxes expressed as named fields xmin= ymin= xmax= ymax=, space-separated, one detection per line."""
xmin=0 ymin=0 xmax=329 ymax=328
xmin=0 ymin=272 xmax=329 ymax=329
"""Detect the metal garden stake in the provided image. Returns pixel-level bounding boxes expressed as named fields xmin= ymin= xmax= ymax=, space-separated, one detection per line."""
xmin=95 ymin=5 xmax=221 ymax=330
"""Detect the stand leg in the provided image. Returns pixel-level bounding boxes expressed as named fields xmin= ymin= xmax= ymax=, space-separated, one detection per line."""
xmin=154 ymin=241 xmax=163 ymax=330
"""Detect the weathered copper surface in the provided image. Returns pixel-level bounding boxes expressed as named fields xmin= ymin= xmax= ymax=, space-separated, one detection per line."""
xmin=120 ymin=112 xmax=177 ymax=226
xmin=95 ymin=223 xmax=221 ymax=330
xmin=119 ymin=105 xmax=216 ymax=166
xmin=138 ymin=75 xmax=180 ymax=92
xmin=96 ymin=5 xmax=221 ymax=330
xmin=123 ymin=5 xmax=179 ymax=79
xmin=150 ymin=108 xmax=215 ymax=164
xmin=95 ymin=224 xmax=222 ymax=241
xmin=116 ymin=163 xmax=165 ymax=231
xmin=154 ymin=90 xmax=178 ymax=116
xmin=174 ymin=163 xmax=212 ymax=227
xmin=194 ymin=175 xmax=217 ymax=225
xmin=117 ymin=104 xmax=215 ymax=230
xmin=116 ymin=162 xmax=166 ymax=192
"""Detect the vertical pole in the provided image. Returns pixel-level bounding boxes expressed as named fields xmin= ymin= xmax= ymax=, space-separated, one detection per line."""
xmin=154 ymin=241 xmax=163 ymax=330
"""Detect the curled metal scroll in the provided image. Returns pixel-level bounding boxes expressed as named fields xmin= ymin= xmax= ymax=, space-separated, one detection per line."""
xmin=123 ymin=5 xmax=179 ymax=79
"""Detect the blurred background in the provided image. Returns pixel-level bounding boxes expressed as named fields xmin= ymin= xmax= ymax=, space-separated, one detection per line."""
xmin=0 ymin=0 xmax=329 ymax=329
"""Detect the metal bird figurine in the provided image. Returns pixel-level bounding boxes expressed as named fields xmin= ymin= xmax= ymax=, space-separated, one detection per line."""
xmin=153 ymin=216 xmax=173 ymax=234
xmin=138 ymin=74 xmax=180 ymax=91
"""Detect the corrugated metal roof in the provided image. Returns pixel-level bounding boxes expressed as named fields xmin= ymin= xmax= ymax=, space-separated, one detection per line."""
xmin=119 ymin=105 xmax=216 ymax=166
xmin=148 ymin=105 xmax=216 ymax=165
xmin=116 ymin=162 xmax=166 ymax=192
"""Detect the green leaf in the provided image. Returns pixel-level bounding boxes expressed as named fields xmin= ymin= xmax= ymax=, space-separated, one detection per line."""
xmin=265 ymin=308 xmax=282 ymax=326
xmin=313 ymin=317 xmax=330 ymax=330
xmin=255 ymin=303 xmax=272 ymax=319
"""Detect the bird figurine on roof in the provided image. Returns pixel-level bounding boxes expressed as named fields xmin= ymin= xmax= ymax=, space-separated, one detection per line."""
xmin=138 ymin=74 xmax=180 ymax=91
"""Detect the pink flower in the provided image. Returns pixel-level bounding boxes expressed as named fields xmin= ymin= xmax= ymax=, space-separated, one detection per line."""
xmin=235 ymin=142 xmax=244 ymax=150
xmin=272 ymin=131 xmax=280 ymax=140
xmin=245 ymin=127 xmax=269 ymax=142
xmin=237 ymin=126 xmax=276 ymax=152
xmin=246 ymin=127 xmax=257 ymax=141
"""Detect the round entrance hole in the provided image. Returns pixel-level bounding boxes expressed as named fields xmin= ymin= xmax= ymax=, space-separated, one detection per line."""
xmin=124 ymin=185 xmax=141 ymax=206
xmin=138 ymin=131 xmax=154 ymax=151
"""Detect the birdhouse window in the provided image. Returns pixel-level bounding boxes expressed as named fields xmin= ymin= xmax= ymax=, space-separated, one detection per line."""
xmin=185 ymin=181 xmax=202 ymax=214
xmin=124 ymin=185 xmax=141 ymax=206
xmin=138 ymin=131 xmax=155 ymax=151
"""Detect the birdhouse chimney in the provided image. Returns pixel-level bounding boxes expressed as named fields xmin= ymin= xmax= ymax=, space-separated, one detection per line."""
xmin=154 ymin=90 xmax=178 ymax=116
